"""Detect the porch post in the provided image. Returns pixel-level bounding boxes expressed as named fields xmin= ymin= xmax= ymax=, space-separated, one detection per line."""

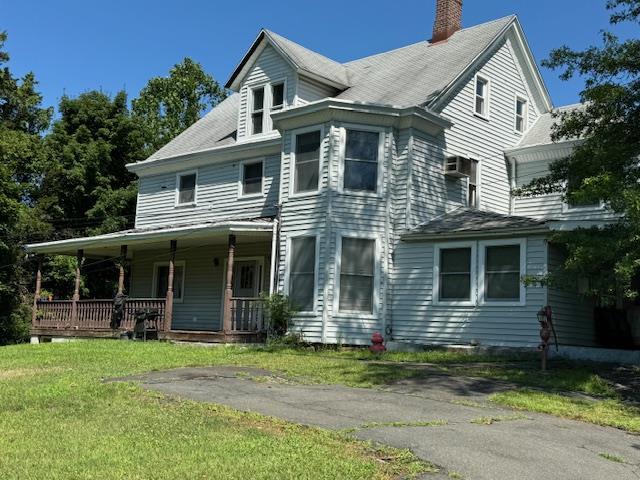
xmin=223 ymin=234 xmax=236 ymax=333
xmin=117 ymin=245 xmax=128 ymax=295
xmin=164 ymin=240 xmax=177 ymax=332
xmin=31 ymin=255 xmax=43 ymax=325
xmin=71 ymin=249 xmax=83 ymax=325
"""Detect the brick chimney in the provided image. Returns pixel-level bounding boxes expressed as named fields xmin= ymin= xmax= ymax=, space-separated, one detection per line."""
xmin=431 ymin=0 xmax=463 ymax=43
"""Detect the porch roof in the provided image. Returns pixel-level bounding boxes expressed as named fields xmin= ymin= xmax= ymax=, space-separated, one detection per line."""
xmin=402 ymin=208 xmax=550 ymax=241
xmin=25 ymin=217 xmax=274 ymax=257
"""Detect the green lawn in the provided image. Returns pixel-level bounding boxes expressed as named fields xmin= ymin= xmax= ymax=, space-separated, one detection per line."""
xmin=1 ymin=341 xmax=638 ymax=480
xmin=0 ymin=341 xmax=431 ymax=480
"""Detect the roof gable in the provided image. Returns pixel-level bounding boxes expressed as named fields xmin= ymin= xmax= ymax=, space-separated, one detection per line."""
xmin=226 ymin=29 xmax=349 ymax=91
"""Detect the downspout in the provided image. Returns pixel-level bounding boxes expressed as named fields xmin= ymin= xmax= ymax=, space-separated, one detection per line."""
xmin=381 ymin=128 xmax=394 ymax=340
xmin=268 ymin=207 xmax=280 ymax=294
xmin=405 ymin=132 xmax=415 ymax=230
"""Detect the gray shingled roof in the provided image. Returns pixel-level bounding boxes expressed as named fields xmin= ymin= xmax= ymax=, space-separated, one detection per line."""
xmin=337 ymin=16 xmax=514 ymax=106
xmin=517 ymin=103 xmax=583 ymax=148
xmin=265 ymin=30 xmax=350 ymax=87
xmin=146 ymin=94 xmax=239 ymax=161
xmin=141 ymin=16 xmax=515 ymax=163
xmin=405 ymin=208 xmax=548 ymax=238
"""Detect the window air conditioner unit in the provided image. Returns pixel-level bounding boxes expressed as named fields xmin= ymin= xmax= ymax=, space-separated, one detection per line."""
xmin=444 ymin=155 xmax=472 ymax=178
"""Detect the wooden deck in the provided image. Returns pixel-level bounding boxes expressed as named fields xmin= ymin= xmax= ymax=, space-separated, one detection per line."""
xmin=32 ymin=297 xmax=266 ymax=344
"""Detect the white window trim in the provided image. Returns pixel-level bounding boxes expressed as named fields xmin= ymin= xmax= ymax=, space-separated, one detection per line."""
xmin=246 ymin=78 xmax=287 ymax=137
xmin=333 ymin=230 xmax=380 ymax=319
xmin=238 ymin=158 xmax=266 ymax=199
xmin=284 ymin=231 xmax=320 ymax=316
xmin=473 ymin=74 xmax=490 ymax=120
xmin=289 ymin=124 xmax=325 ymax=198
xmin=338 ymin=124 xmax=386 ymax=197
xmin=514 ymin=94 xmax=528 ymax=134
xmin=433 ymin=241 xmax=478 ymax=307
xmin=152 ymin=260 xmax=186 ymax=303
xmin=478 ymin=238 xmax=527 ymax=307
xmin=175 ymin=170 xmax=198 ymax=207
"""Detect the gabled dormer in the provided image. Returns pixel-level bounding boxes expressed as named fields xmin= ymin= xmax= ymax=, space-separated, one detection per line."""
xmin=226 ymin=29 xmax=349 ymax=140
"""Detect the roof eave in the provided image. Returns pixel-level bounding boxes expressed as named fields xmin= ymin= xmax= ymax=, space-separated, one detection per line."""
xmin=401 ymin=225 xmax=549 ymax=242
xmin=504 ymin=138 xmax=583 ymax=157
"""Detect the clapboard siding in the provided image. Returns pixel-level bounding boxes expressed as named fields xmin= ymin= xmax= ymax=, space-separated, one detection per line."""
xmin=547 ymin=244 xmax=596 ymax=346
xmin=296 ymin=76 xmax=337 ymax=105
xmin=238 ymin=44 xmax=296 ymax=139
xmin=129 ymin=243 xmax=271 ymax=331
xmin=391 ymin=236 xmax=547 ymax=347
xmin=135 ymin=155 xmax=280 ymax=228
xmin=438 ymin=38 xmax=541 ymax=215
xmin=512 ymin=151 xmax=617 ymax=222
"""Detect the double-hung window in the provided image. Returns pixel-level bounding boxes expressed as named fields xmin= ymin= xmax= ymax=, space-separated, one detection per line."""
xmin=240 ymin=160 xmax=264 ymax=196
xmin=251 ymin=86 xmax=265 ymax=135
xmin=339 ymin=237 xmax=375 ymax=313
xmin=177 ymin=172 xmax=197 ymax=205
xmin=437 ymin=246 xmax=474 ymax=303
xmin=271 ymin=83 xmax=284 ymax=112
xmin=293 ymin=130 xmax=321 ymax=194
xmin=475 ymin=76 xmax=489 ymax=117
xmin=481 ymin=242 xmax=524 ymax=302
xmin=154 ymin=262 xmax=185 ymax=301
xmin=344 ymin=129 xmax=380 ymax=193
xmin=467 ymin=159 xmax=479 ymax=208
xmin=515 ymin=97 xmax=527 ymax=133
xmin=288 ymin=236 xmax=317 ymax=312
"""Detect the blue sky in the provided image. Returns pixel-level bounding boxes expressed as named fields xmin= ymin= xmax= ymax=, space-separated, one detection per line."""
xmin=2 ymin=0 xmax=636 ymax=111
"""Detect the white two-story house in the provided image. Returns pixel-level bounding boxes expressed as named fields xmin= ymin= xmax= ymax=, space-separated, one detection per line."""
xmin=27 ymin=0 xmax=614 ymax=348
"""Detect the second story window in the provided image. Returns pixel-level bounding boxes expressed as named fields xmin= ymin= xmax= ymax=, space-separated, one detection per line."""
xmin=251 ymin=86 xmax=265 ymax=135
xmin=515 ymin=97 xmax=527 ymax=133
xmin=293 ymin=130 xmax=321 ymax=194
xmin=177 ymin=172 xmax=197 ymax=205
xmin=271 ymin=83 xmax=284 ymax=112
xmin=475 ymin=76 xmax=489 ymax=117
xmin=468 ymin=159 xmax=479 ymax=208
xmin=344 ymin=129 xmax=380 ymax=193
xmin=240 ymin=160 xmax=264 ymax=197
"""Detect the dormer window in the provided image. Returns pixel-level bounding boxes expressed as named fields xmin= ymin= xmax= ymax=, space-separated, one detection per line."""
xmin=251 ymin=86 xmax=265 ymax=135
xmin=271 ymin=83 xmax=284 ymax=112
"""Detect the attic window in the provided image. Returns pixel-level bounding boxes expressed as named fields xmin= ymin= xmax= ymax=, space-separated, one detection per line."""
xmin=271 ymin=83 xmax=284 ymax=111
xmin=251 ymin=86 xmax=265 ymax=134
xmin=515 ymin=97 xmax=527 ymax=133
xmin=475 ymin=76 xmax=489 ymax=117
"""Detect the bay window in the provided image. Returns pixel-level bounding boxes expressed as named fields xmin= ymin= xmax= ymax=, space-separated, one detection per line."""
xmin=293 ymin=130 xmax=321 ymax=194
xmin=339 ymin=237 xmax=375 ymax=313
xmin=344 ymin=129 xmax=380 ymax=192
xmin=288 ymin=236 xmax=317 ymax=312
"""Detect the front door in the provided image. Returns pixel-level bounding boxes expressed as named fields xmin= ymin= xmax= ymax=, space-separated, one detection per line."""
xmin=232 ymin=260 xmax=260 ymax=298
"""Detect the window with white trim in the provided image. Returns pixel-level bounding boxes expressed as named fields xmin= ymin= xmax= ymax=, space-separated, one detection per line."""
xmin=565 ymin=177 xmax=601 ymax=210
xmin=344 ymin=129 xmax=379 ymax=192
xmin=468 ymin=159 xmax=479 ymax=208
xmin=515 ymin=97 xmax=527 ymax=133
xmin=293 ymin=130 xmax=321 ymax=194
xmin=289 ymin=236 xmax=316 ymax=312
xmin=339 ymin=237 xmax=375 ymax=313
xmin=438 ymin=247 xmax=473 ymax=302
xmin=250 ymin=86 xmax=265 ymax=135
xmin=177 ymin=173 xmax=196 ymax=205
xmin=241 ymin=160 xmax=263 ymax=196
xmin=271 ymin=83 xmax=284 ymax=112
xmin=483 ymin=244 xmax=522 ymax=302
xmin=475 ymin=76 xmax=489 ymax=117
xmin=153 ymin=262 xmax=185 ymax=301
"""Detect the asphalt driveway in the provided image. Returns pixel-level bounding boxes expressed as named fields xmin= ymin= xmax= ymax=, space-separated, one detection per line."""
xmin=121 ymin=366 xmax=640 ymax=480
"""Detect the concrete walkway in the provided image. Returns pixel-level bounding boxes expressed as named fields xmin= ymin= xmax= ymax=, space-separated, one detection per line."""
xmin=121 ymin=367 xmax=640 ymax=480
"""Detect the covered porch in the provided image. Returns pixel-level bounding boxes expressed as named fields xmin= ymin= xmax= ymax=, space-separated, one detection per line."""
xmin=26 ymin=219 xmax=278 ymax=343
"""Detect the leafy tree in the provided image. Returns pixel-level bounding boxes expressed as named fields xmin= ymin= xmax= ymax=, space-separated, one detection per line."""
xmin=0 ymin=31 xmax=52 ymax=343
xmin=133 ymin=57 xmax=226 ymax=155
xmin=517 ymin=0 xmax=640 ymax=306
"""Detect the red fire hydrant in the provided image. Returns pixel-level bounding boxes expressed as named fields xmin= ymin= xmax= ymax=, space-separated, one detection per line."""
xmin=370 ymin=332 xmax=386 ymax=353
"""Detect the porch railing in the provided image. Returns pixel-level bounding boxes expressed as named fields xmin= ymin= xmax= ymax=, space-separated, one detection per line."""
xmin=34 ymin=298 xmax=166 ymax=332
xmin=231 ymin=297 xmax=265 ymax=332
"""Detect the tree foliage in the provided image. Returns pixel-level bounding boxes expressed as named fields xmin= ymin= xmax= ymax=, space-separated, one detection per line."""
xmin=132 ymin=58 xmax=226 ymax=155
xmin=517 ymin=0 xmax=640 ymax=306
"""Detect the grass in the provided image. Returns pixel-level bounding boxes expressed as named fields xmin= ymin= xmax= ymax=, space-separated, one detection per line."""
xmin=0 ymin=341 xmax=434 ymax=480
xmin=469 ymin=414 xmax=529 ymax=425
xmin=599 ymin=452 xmax=626 ymax=464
